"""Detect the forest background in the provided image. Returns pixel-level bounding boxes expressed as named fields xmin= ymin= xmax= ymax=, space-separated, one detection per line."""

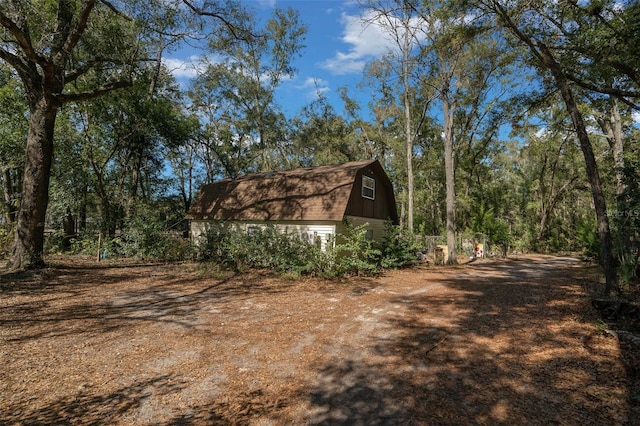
xmin=0 ymin=0 xmax=638 ymax=295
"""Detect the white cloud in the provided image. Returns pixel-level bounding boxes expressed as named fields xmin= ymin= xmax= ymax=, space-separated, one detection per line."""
xmin=296 ymin=77 xmax=330 ymax=101
xmin=256 ymin=0 xmax=276 ymax=8
xmin=320 ymin=10 xmax=426 ymax=75
xmin=633 ymin=110 xmax=640 ymax=125
xmin=320 ymin=11 xmax=396 ymax=75
xmin=321 ymin=52 xmax=368 ymax=75
xmin=535 ymin=126 xmax=548 ymax=138
xmin=162 ymin=56 xmax=204 ymax=80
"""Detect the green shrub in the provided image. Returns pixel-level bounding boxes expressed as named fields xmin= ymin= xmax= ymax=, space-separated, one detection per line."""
xmin=196 ymin=223 xmax=328 ymax=274
xmin=62 ymin=213 xmax=192 ymax=262
xmin=617 ymin=249 xmax=639 ymax=288
xmin=576 ymin=217 xmax=601 ymax=262
xmin=70 ymin=232 xmax=100 ymax=256
xmin=0 ymin=225 xmax=13 ymax=259
xmin=332 ymin=223 xmax=381 ymax=277
xmin=194 ymin=222 xmax=235 ymax=265
xmin=379 ymin=222 xmax=422 ymax=269
xmin=118 ymin=214 xmax=191 ymax=261
xmin=195 ymin=222 xmax=425 ymax=278
xmin=68 ymin=232 xmax=119 ymax=259
xmin=119 ymin=216 xmax=165 ymax=259
xmin=164 ymin=236 xmax=195 ymax=262
xmin=44 ymin=230 xmax=69 ymax=255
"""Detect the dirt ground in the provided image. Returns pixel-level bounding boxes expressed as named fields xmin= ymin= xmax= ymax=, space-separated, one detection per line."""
xmin=1 ymin=255 xmax=638 ymax=425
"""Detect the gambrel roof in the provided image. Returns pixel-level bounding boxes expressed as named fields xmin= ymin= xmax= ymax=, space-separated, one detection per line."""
xmin=186 ymin=159 xmax=397 ymax=222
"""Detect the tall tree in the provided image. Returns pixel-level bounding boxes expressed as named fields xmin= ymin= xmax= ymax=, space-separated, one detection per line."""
xmin=363 ymin=0 xmax=436 ymax=234
xmin=0 ymin=65 xmax=27 ymax=224
xmin=290 ymin=92 xmax=357 ymax=167
xmin=0 ymin=0 xmax=142 ymax=268
xmin=474 ymin=0 xmax=640 ymax=294
xmin=409 ymin=0 xmax=500 ymax=264
xmin=190 ymin=6 xmax=306 ymax=175
xmin=74 ymin=66 xmax=193 ymax=236
xmin=0 ymin=0 xmax=249 ymax=269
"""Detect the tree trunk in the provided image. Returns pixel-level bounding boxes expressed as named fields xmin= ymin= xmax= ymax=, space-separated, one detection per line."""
xmin=540 ymin=47 xmax=618 ymax=294
xmin=606 ymin=98 xmax=633 ymax=257
xmin=62 ymin=207 xmax=76 ymax=251
xmin=97 ymin=192 xmax=115 ymax=238
xmin=128 ymin=134 xmax=147 ymax=216
xmin=491 ymin=1 xmax=619 ymax=293
xmin=9 ymin=96 xmax=58 ymax=269
xmin=404 ymin=88 xmax=415 ymax=235
xmin=1 ymin=165 xmax=15 ymax=223
xmin=403 ymin=26 xmax=414 ymax=235
xmin=443 ymin=93 xmax=458 ymax=264
xmin=595 ymin=97 xmax=626 ymax=210
xmin=609 ymin=98 xmax=625 ymax=198
xmin=79 ymin=184 xmax=88 ymax=232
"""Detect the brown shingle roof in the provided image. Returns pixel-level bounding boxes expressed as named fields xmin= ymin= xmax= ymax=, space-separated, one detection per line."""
xmin=186 ymin=160 xmax=378 ymax=221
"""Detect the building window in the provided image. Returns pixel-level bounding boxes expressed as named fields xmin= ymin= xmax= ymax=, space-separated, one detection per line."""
xmin=362 ymin=176 xmax=375 ymax=200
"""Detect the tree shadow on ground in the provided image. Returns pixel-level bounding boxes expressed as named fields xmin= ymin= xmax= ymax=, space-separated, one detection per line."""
xmin=170 ymin=389 xmax=289 ymax=425
xmin=1 ymin=263 xmax=305 ymax=425
xmin=0 ymin=264 xmax=296 ymax=343
xmin=3 ymin=378 xmax=290 ymax=426
xmin=306 ymin=258 xmax=636 ymax=425
xmin=1 ymin=375 xmax=181 ymax=425
xmin=3 ymin=257 xmax=636 ymax=425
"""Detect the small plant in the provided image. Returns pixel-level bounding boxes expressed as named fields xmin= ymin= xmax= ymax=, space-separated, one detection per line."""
xmin=195 ymin=223 xmax=329 ymax=275
xmin=194 ymin=221 xmax=430 ymax=278
xmin=332 ymin=223 xmax=381 ymax=276
xmin=44 ymin=230 xmax=69 ymax=255
xmin=0 ymin=225 xmax=13 ymax=259
xmin=379 ymin=222 xmax=422 ymax=269
xmin=576 ymin=218 xmax=601 ymax=263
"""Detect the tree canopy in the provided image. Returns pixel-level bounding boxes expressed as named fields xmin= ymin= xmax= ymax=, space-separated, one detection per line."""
xmin=0 ymin=0 xmax=638 ymax=292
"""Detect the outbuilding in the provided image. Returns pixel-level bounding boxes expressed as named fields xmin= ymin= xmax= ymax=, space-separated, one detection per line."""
xmin=186 ymin=159 xmax=399 ymax=251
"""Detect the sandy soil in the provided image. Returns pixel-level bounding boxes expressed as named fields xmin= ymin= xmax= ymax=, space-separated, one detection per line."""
xmin=1 ymin=255 xmax=638 ymax=425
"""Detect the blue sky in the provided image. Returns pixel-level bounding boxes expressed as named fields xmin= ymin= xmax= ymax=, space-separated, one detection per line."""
xmin=165 ymin=0 xmax=395 ymax=118
xmin=164 ymin=1 xmax=640 ymax=127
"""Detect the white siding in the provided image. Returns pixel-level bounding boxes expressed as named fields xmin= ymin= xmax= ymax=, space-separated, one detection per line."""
xmin=190 ymin=217 xmax=391 ymax=252
xmin=339 ymin=216 xmax=389 ymax=243
xmin=190 ymin=220 xmax=337 ymax=252
xmin=275 ymin=223 xmax=336 ymax=251
xmin=190 ymin=221 xmax=209 ymax=242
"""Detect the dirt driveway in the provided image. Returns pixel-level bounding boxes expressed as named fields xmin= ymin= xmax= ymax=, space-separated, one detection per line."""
xmin=1 ymin=255 xmax=637 ymax=425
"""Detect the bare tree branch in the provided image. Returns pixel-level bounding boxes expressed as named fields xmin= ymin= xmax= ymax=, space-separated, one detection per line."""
xmin=0 ymin=10 xmax=40 ymax=65
xmin=0 ymin=47 xmax=32 ymax=81
xmin=64 ymin=55 xmax=155 ymax=83
xmin=54 ymin=0 xmax=98 ymax=66
xmin=98 ymin=0 xmax=131 ymax=19
xmin=181 ymin=0 xmax=253 ymax=42
xmin=562 ymin=72 xmax=640 ymax=109
xmin=55 ymin=79 xmax=132 ymax=104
